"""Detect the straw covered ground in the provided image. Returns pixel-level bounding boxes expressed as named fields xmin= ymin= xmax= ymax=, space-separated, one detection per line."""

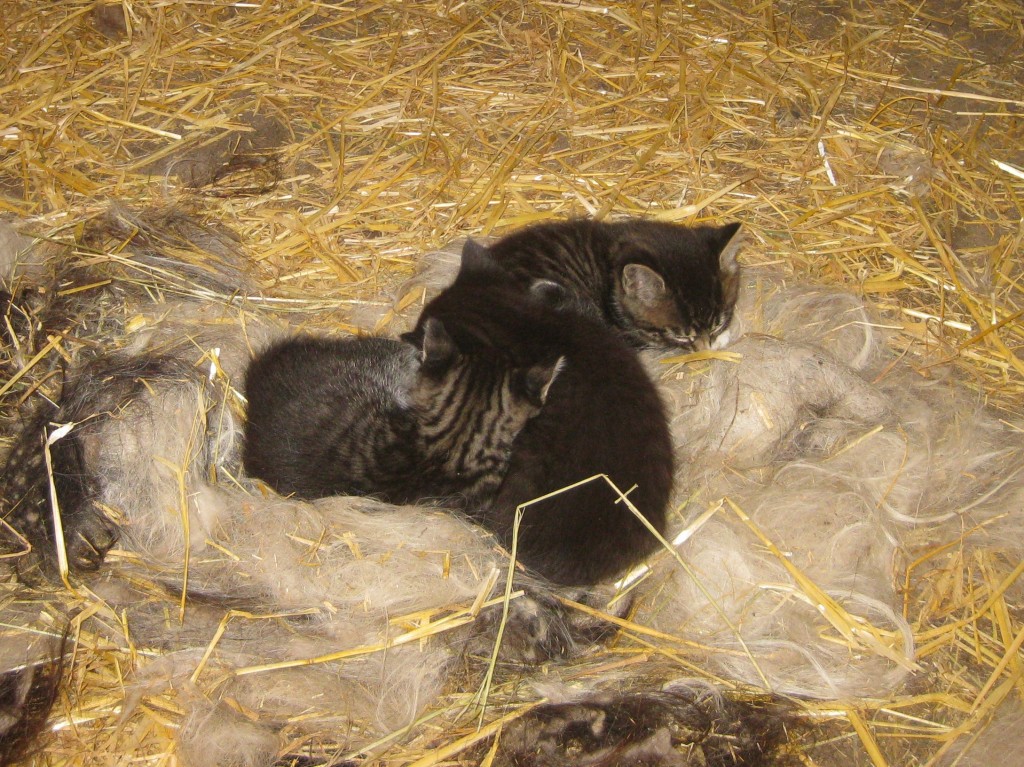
xmin=1 ymin=1 xmax=1023 ymax=766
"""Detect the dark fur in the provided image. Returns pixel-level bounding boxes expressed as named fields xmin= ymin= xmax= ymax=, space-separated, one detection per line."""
xmin=0 ymin=356 xmax=198 ymax=578
xmin=471 ymin=218 xmax=743 ymax=349
xmin=1 ymin=405 xmax=95 ymax=575
xmin=0 ymin=634 xmax=68 ymax=767
xmin=489 ymin=687 xmax=793 ymax=767
xmin=409 ymin=252 xmax=674 ymax=586
xmin=243 ymin=328 xmax=560 ymax=507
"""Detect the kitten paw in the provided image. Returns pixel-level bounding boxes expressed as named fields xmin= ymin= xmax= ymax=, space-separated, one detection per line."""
xmin=500 ymin=594 xmax=574 ymax=663
xmin=473 ymin=590 xmax=619 ymax=665
xmin=63 ymin=509 xmax=119 ymax=572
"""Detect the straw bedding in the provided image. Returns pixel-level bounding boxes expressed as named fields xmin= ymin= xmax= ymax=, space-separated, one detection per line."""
xmin=1 ymin=1 xmax=1022 ymax=766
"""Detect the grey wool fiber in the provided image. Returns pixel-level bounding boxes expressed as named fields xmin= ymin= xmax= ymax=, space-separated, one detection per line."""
xmin=3 ymin=211 xmax=1024 ymax=765
xmin=627 ymin=273 xmax=1024 ymax=699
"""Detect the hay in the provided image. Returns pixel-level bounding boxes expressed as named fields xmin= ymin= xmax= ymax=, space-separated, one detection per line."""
xmin=2 ymin=1 xmax=1023 ymax=766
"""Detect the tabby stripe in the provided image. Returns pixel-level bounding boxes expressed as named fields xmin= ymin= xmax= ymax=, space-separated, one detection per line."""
xmin=461 ymin=373 xmax=507 ymax=470
xmin=420 ymin=362 xmax=472 ymax=430
xmin=448 ymin=367 xmax=499 ymax=469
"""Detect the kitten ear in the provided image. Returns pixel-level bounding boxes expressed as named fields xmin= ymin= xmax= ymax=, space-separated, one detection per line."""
xmin=530 ymin=279 xmax=570 ymax=306
xmin=419 ymin=318 xmax=458 ymax=371
xmin=621 ymin=263 xmax=667 ymax=305
xmin=399 ymin=327 xmax=422 ymax=348
xmin=521 ymin=356 xmax=566 ymax=407
xmin=460 ymin=238 xmax=492 ymax=273
xmin=713 ymin=222 xmax=743 ymax=276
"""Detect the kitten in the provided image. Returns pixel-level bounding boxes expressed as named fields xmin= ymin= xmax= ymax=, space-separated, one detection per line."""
xmin=1 ymin=355 xmax=196 ymax=576
xmin=242 ymin=322 xmax=561 ymax=507
xmin=408 ymin=249 xmax=674 ymax=586
xmin=467 ymin=218 xmax=743 ymax=350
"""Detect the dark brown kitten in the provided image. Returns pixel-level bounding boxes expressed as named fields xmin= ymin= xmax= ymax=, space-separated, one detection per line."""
xmin=243 ymin=323 xmax=561 ymax=507
xmin=408 ymin=249 xmax=674 ymax=586
xmin=469 ymin=218 xmax=743 ymax=350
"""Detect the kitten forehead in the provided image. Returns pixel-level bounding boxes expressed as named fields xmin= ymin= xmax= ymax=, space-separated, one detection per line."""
xmin=613 ymin=220 xmax=741 ymax=271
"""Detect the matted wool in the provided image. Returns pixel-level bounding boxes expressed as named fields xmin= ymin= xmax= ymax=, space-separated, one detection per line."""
xmin=3 ymin=211 xmax=1024 ymax=763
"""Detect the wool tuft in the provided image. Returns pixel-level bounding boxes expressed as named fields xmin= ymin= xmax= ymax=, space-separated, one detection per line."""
xmin=3 ymin=215 xmax=1024 ymax=764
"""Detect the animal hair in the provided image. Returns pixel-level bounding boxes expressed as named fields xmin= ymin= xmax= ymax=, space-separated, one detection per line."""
xmin=934 ymin=698 xmax=1024 ymax=767
xmin=176 ymin=703 xmax=282 ymax=767
xmin=4 ymin=214 xmax=1024 ymax=766
xmin=242 ymin=327 xmax=562 ymax=507
xmin=0 ymin=605 xmax=68 ymax=767
xmin=466 ymin=217 xmax=744 ymax=351
xmin=409 ymin=248 xmax=674 ymax=586
xmin=490 ymin=683 xmax=791 ymax=767
xmin=625 ymin=274 xmax=1024 ymax=700
xmin=658 ymin=333 xmax=895 ymax=471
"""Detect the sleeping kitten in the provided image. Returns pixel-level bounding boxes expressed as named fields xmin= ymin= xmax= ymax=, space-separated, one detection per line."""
xmin=467 ymin=218 xmax=743 ymax=350
xmin=408 ymin=249 xmax=674 ymax=586
xmin=242 ymin=322 xmax=561 ymax=507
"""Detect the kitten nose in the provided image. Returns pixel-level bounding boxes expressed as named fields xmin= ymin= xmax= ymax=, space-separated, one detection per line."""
xmin=693 ymin=334 xmax=712 ymax=352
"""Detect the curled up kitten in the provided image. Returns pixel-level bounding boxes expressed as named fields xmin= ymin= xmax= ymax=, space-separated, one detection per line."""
xmin=410 ymin=248 xmax=675 ymax=586
xmin=468 ymin=217 xmax=743 ymax=350
xmin=242 ymin=321 xmax=562 ymax=508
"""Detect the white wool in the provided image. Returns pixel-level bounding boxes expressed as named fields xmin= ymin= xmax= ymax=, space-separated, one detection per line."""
xmin=110 ymin=615 xmax=452 ymax=730
xmin=935 ymin=698 xmax=1024 ymax=767
xmin=0 ymin=221 xmax=37 ymax=286
xmin=736 ymin=278 xmax=891 ymax=373
xmin=629 ymin=277 xmax=1024 ymax=700
xmin=177 ymin=702 xmax=281 ymax=767
xmin=632 ymin=517 xmax=911 ymax=698
xmin=88 ymin=380 xmax=223 ymax=560
xmin=75 ymin=272 xmax=1024 ymax=729
xmin=9 ymin=220 xmax=1024 ymax=765
xmin=109 ymin=409 xmax=498 ymax=756
xmin=348 ymin=240 xmax=466 ymax=334
xmin=218 ymin=646 xmax=454 ymax=736
xmin=125 ymin=301 xmax=281 ymax=383
xmin=94 ymin=427 xmax=502 ymax=625
xmin=659 ymin=334 xmax=894 ymax=471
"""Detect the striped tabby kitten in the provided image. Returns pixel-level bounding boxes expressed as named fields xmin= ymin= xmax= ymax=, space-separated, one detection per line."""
xmin=409 ymin=249 xmax=674 ymax=586
xmin=469 ymin=218 xmax=743 ymax=350
xmin=242 ymin=321 xmax=562 ymax=506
